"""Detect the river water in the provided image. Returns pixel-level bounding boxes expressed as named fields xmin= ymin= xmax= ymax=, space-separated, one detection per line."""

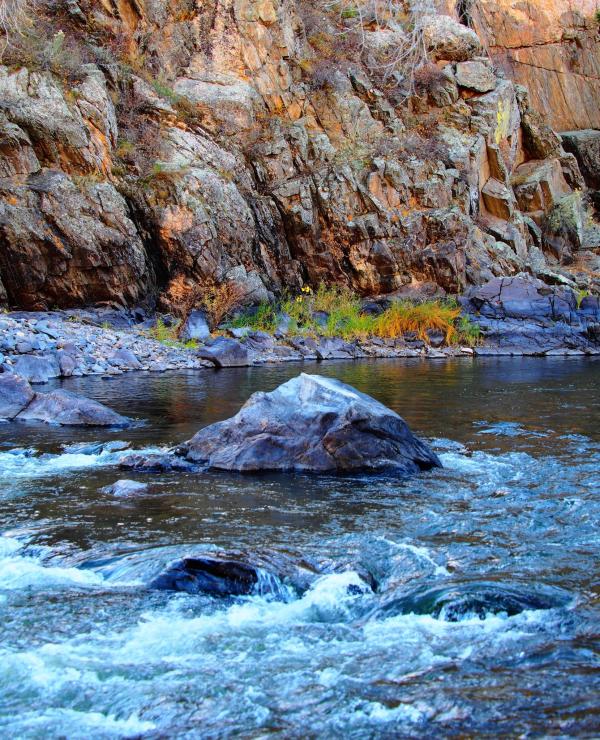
xmin=0 ymin=358 xmax=599 ymax=738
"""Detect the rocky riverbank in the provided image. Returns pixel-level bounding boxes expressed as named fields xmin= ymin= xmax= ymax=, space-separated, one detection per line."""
xmin=0 ymin=276 xmax=599 ymax=384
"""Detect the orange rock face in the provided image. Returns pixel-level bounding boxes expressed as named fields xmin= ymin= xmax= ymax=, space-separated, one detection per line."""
xmin=472 ymin=0 xmax=600 ymax=131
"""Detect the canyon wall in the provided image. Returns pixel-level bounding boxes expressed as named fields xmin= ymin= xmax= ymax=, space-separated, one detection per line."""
xmin=0 ymin=0 xmax=597 ymax=311
xmin=468 ymin=0 xmax=600 ymax=132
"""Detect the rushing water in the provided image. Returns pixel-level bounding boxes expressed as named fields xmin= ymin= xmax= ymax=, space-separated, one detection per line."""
xmin=0 ymin=358 xmax=599 ymax=738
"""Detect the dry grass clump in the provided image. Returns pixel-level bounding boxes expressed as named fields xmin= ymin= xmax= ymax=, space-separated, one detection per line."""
xmin=201 ymin=282 xmax=246 ymax=330
xmin=373 ymin=300 xmax=461 ymax=343
xmin=160 ymin=274 xmax=246 ymax=332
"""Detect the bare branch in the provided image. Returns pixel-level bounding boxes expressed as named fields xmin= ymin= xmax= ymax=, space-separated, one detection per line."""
xmin=0 ymin=0 xmax=36 ymax=59
xmin=322 ymin=0 xmax=437 ymax=95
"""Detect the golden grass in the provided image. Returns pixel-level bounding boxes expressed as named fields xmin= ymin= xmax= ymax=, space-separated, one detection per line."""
xmin=373 ymin=300 xmax=461 ymax=343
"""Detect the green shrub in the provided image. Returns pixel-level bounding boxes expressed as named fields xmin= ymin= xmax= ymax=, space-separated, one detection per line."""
xmin=230 ymin=301 xmax=278 ymax=333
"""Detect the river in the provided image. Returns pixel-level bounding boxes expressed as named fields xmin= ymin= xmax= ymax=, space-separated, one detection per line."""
xmin=0 ymin=357 xmax=599 ymax=738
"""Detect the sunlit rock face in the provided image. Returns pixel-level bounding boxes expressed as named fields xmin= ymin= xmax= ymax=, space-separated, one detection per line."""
xmin=457 ymin=0 xmax=600 ymax=131
xmin=183 ymin=373 xmax=442 ymax=473
xmin=0 ymin=0 xmax=595 ymax=311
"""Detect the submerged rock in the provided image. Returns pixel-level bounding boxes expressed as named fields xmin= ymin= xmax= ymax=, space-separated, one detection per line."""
xmin=0 ymin=372 xmax=34 ymax=419
xmin=150 ymin=557 xmax=263 ymax=597
xmin=375 ymin=581 xmax=570 ymax=622
xmin=182 ymin=373 xmax=441 ymax=474
xmin=119 ymin=452 xmax=195 ymax=472
xmin=16 ymin=389 xmax=130 ymax=426
xmin=101 ymin=479 xmax=149 ymax=496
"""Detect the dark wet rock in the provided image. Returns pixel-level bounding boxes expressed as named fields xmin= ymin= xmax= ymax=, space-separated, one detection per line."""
xmin=180 ymin=310 xmax=211 ymax=341
xmin=375 ymin=581 xmax=570 ymax=622
xmin=198 ymin=337 xmax=249 ymax=367
xmin=149 ymin=557 xmax=262 ymax=596
xmin=11 ymin=354 xmax=60 ymax=383
xmin=119 ymin=452 xmax=196 ymax=472
xmin=101 ymin=479 xmax=149 ymax=496
xmin=62 ymin=440 xmax=130 ymax=454
xmin=16 ymin=389 xmax=130 ymax=426
xmin=182 ymin=373 xmax=442 ymax=474
xmin=0 ymin=372 xmax=34 ymax=419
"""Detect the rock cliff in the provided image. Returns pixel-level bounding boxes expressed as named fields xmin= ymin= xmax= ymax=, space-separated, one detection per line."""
xmin=465 ymin=0 xmax=600 ymax=132
xmin=0 ymin=0 xmax=597 ymax=312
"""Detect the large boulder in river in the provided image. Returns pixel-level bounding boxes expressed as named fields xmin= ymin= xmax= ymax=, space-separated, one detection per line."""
xmin=16 ymin=389 xmax=130 ymax=426
xmin=0 ymin=372 xmax=34 ymax=419
xmin=182 ymin=373 xmax=441 ymax=474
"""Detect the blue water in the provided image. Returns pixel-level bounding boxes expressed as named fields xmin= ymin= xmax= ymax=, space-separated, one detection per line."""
xmin=0 ymin=357 xmax=599 ymax=737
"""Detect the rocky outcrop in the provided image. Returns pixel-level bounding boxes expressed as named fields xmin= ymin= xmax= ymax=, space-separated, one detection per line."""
xmin=0 ymin=0 xmax=595 ymax=311
xmin=462 ymin=274 xmax=600 ymax=354
xmin=182 ymin=373 xmax=442 ymax=473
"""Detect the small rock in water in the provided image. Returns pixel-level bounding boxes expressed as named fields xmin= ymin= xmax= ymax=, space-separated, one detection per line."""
xmin=197 ymin=337 xmax=249 ymax=367
xmin=374 ymin=581 xmax=570 ymax=622
xmin=119 ymin=452 xmax=196 ymax=472
xmin=101 ymin=479 xmax=149 ymax=496
xmin=182 ymin=373 xmax=441 ymax=474
xmin=150 ymin=557 xmax=262 ymax=596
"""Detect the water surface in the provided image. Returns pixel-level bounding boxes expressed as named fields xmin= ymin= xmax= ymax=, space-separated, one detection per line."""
xmin=0 ymin=358 xmax=599 ymax=737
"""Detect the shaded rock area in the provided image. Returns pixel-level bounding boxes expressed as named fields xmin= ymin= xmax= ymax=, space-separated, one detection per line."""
xmin=182 ymin=374 xmax=442 ymax=474
xmin=0 ymin=372 xmax=129 ymax=426
xmin=0 ymin=373 xmax=34 ymax=419
xmin=461 ymin=275 xmax=600 ymax=355
xmin=561 ymin=131 xmax=600 ymax=191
